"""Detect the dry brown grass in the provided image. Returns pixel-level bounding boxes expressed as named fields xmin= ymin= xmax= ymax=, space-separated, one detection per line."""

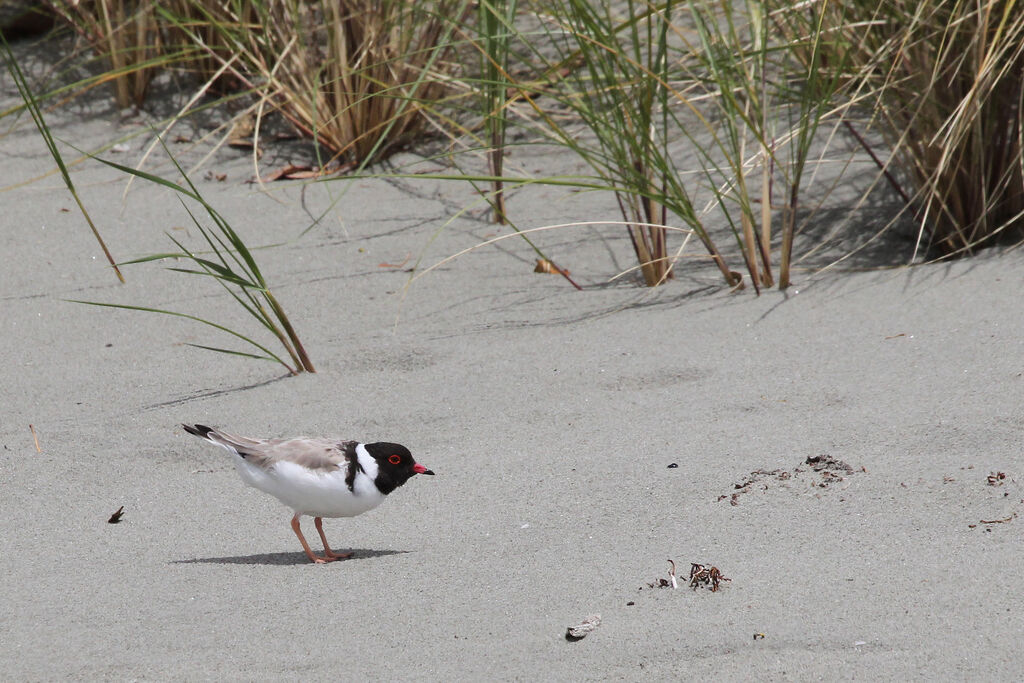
xmin=806 ymin=0 xmax=1024 ymax=256
xmin=30 ymin=0 xmax=1024 ymax=293
xmin=177 ymin=0 xmax=467 ymax=167
xmin=39 ymin=1 xmax=466 ymax=169
xmin=46 ymin=0 xmax=165 ymax=108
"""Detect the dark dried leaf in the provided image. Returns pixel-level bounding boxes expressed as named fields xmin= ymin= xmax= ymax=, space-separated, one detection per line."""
xmin=108 ymin=506 xmax=125 ymax=524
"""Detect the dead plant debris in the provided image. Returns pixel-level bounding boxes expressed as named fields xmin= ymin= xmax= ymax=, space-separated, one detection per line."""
xmin=258 ymin=161 xmax=356 ymax=183
xmin=378 ymin=253 xmax=412 ymax=269
xmin=689 ymin=563 xmax=730 ymax=592
xmin=226 ymin=113 xmax=257 ymax=149
xmin=719 ymin=454 xmax=862 ymax=504
xmin=565 ymin=614 xmax=601 ymax=641
xmin=534 ymin=258 xmax=570 ymax=276
xmin=642 ymin=561 xmax=676 ymax=589
xmin=642 ymin=560 xmax=730 ymax=592
xmin=987 ymin=472 xmax=1007 ymax=486
xmin=979 ymin=513 xmax=1016 ymax=525
xmin=29 ymin=424 xmax=41 ymax=452
xmin=107 ymin=506 xmax=125 ymax=524
xmin=805 ymin=454 xmax=855 ymax=475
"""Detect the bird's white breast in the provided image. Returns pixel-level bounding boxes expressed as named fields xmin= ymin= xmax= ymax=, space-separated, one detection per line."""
xmin=231 ymin=449 xmax=385 ymax=518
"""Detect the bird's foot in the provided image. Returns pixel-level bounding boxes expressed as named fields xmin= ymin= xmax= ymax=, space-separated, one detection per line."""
xmin=323 ymin=550 xmax=352 ymax=560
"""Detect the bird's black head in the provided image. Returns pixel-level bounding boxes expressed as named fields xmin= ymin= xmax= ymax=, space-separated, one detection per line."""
xmin=364 ymin=442 xmax=434 ymax=495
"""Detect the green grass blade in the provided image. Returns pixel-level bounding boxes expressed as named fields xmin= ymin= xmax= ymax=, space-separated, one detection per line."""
xmin=183 ymin=344 xmax=277 ymax=362
xmin=66 ymin=299 xmax=296 ymax=375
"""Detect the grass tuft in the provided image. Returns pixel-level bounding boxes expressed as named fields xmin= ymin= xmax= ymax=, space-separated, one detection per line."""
xmin=168 ymin=0 xmax=469 ymax=169
xmin=72 ymin=138 xmax=316 ymax=375
xmin=802 ymin=0 xmax=1024 ymax=257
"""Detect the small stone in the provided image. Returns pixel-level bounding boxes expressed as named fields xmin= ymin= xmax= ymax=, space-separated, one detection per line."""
xmin=565 ymin=614 xmax=601 ymax=641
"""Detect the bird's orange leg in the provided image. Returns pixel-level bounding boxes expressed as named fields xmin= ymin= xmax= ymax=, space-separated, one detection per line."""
xmin=291 ymin=514 xmax=335 ymax=564
xmin=315 ymin=517 xmax=352 ymax=560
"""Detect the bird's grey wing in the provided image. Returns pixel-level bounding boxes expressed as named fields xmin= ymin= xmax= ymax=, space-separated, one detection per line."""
xmin=186 ymin=424 xmax=353 ymax=473
xmin=260 ymin=437 xmax=356 ymax=473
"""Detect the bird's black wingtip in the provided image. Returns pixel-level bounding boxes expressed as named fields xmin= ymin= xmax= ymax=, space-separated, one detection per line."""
xmin=182 ymin=423 xmax=213 ymax=438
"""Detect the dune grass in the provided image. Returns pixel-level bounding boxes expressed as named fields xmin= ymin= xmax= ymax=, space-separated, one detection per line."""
xmin=29 ymin=1 xmax=469 ymax=172
xmin=13 ymin=0 xmax=1024 ymax=303
xmin=795 ymin=0 xmax=1024 ymax=257
xmin=476 ymin=0 xmax=518 ymax=224
xmin=46 ymin=0 xmax=167 ymax=108
xmin=539 ymin=0 xmax=690 ymax=288
xmin=161 ymin=0 xmax=468 ymax=170
xmin=21 ymin=1 xmax=850 ymax=291
xmin=72 ymin=142 xmax=317 ymax=374
xmin=453 ymin=0 xmax=850 ymax=290
xmin=5 ymin=29 xmax=312 ymax=373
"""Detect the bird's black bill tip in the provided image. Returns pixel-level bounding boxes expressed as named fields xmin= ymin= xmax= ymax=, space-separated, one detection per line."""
xmin=422 ymin=469 xmax=435 ymax=476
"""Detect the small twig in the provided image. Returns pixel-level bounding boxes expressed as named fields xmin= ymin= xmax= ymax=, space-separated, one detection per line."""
xmin=980 ymin=514 xmax=1016 ymax=524
xmin=379 ymin=253 xmax=412 ymax=269
xmin=842 ymin=120 xmax=911 ymax=207
xmin=29 ymin=424 xmax=41 ymax=452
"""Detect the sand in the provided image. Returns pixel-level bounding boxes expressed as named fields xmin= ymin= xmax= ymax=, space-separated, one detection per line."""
xmin=2 ymin=37 xmax=1023 ymax=681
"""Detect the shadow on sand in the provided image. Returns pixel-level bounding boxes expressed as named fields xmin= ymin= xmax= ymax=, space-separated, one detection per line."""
xmin=172 ymin=548 xmax=408 ymax=566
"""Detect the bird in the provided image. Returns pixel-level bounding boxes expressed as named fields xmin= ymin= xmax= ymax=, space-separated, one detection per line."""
xmin=182 ymin=423 xmax=434 ymax=564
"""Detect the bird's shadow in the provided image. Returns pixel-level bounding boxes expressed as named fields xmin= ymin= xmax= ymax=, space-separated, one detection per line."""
xmin=172 ymin=548 xmax=408 ymax=566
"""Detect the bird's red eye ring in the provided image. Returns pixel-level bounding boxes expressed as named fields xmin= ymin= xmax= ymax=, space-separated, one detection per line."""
xmin=388 ymin=454 xmax=401 ymax=464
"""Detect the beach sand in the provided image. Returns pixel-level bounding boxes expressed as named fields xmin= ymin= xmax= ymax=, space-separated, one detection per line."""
xmin=2 ymin=39 xmax=1023 ymax=680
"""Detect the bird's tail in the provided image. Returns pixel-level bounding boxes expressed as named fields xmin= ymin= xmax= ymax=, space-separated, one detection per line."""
xmin=182 ymin=423 xmax=215 ymax=440
xmin=182 ymin=424 xmax=264 ymax=456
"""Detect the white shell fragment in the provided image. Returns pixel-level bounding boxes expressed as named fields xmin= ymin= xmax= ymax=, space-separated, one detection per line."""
xmin=565 ymin=614 xmax=602 ymax=641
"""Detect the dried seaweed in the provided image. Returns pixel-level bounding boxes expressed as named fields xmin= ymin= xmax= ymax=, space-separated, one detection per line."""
xmin=720 ymin=454 xmax=863 ymax=503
